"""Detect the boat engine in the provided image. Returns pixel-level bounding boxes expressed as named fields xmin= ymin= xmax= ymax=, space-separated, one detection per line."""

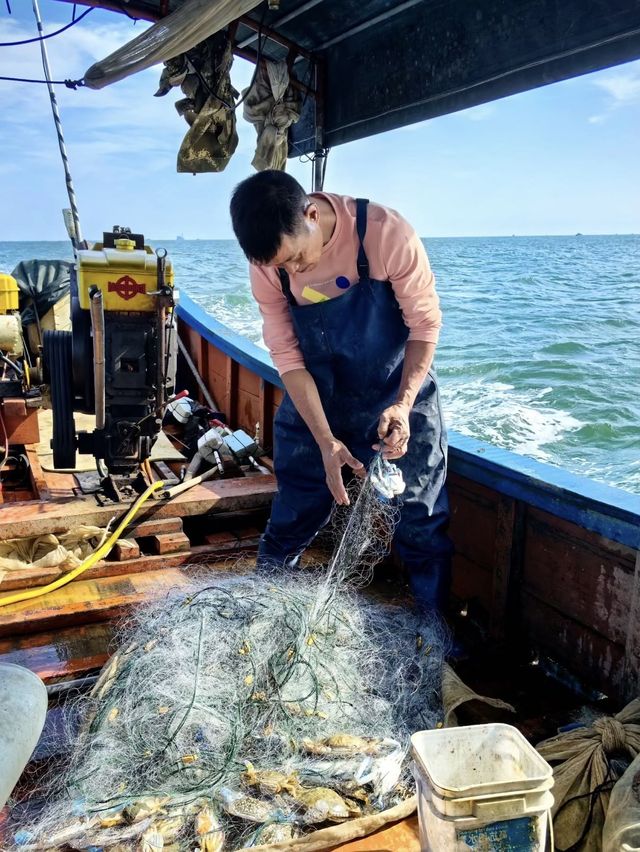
xmin=43 ymin=227 xmax=177 ymax=495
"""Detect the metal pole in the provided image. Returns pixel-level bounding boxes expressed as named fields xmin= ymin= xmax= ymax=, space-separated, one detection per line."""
xmin=89 ymin=291 xmax=106 ymax=430
xmin=32 ymin=0 xmax=85 ymax=249
xmin=312 ymin=58 xmax=326 ymax=191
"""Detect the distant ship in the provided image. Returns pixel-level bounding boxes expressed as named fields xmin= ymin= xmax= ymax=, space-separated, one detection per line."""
xmin=176 ymin=234 xmax=185 ymax=241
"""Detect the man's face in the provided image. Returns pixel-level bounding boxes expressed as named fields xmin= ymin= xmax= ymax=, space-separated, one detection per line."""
xmin=258 ymin=203 xmax=323 ymax=275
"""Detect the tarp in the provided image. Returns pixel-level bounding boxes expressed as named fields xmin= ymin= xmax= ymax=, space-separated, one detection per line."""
xmin=83 ymin=0 xmax=262 ymax=90
xmin=11 ymin=259 xmax=71 ymax=328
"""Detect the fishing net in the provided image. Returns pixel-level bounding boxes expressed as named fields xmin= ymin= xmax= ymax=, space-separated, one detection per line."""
xmin=10 ymin=453 xmax=453 ymax=850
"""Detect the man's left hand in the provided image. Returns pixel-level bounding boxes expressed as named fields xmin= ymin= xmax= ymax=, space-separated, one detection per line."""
xmin=373 ymin=403 xmax=411 ymax=459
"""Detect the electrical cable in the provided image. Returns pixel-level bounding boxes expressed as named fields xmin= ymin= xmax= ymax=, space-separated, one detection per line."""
xmin=184 ymin=2 xmax=267 ymax=114
xmin=0 ymin=7 xmax=92 ymax=46
xmin=0 ymin=352 xmax=24 ymax=377
xmin=0 ymin=479 xmax=165 ymax=608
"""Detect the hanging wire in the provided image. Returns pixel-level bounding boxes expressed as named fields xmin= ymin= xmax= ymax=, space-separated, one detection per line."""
xmin=0 ymin=6 xmax=92 ymax=47
xmin=184 ymin=2 xmax=268 ymax=114
xmin=31 ymin=0 xmax=85 ymax=250
xmin=0 ymin=75 xmax=83 ymax=88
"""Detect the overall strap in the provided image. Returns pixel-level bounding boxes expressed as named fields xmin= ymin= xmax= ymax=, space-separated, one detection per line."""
xmin=277 ymin=267 xmax=297 ymax=307
xmin=355 ymin=198 xmax=370 ymax=281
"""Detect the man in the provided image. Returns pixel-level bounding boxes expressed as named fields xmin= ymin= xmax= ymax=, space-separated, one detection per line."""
xmin=230 ymin=170 xmax=453 ymax=611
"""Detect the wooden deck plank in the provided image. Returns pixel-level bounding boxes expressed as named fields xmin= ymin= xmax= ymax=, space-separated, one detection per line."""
xmin=0 ymin=566 xmax=62 ymax=592
xmin=0 ymin=622 xmax=115 ymax=682
xmin=0 ymin=567 xmax=193 ymax=637
xmin=334 ymin=816 xmax=420 ymax=851
xmin=149 ymin=531 xmax=191 ymax=554
xmin=0 ymin=475 xmax=276 ymax=541
xmin=25 ymin=445 xmax=50 ymax=502
xmin=0 ymin=536 xmax=259 ymax=600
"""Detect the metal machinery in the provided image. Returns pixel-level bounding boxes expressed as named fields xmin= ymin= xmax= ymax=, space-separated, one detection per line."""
xmin=0 ymin=274 xmax=42 ymax=464
xmin=43 ymin=227 xmax=178 ymax=498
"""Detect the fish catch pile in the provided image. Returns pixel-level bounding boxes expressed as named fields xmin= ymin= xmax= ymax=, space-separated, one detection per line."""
xmin=12 ymin=456 xmax=449 ymax=850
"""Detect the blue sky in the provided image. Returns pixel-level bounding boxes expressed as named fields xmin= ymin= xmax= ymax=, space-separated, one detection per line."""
xmin=1 ymin=1 xmax=639 ymax=240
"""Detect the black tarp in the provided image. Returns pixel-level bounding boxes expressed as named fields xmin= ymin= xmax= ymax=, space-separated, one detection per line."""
xmin=11 ymin=259 xmax=72 ymax=327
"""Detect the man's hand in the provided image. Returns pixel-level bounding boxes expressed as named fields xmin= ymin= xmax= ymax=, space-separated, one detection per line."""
xmin=373 ymin=403 xmax=411 ymax=459
xmin=319 ymin=438 xmax=365 ymax=505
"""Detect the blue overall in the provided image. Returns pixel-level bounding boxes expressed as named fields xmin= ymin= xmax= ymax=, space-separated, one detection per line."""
xmin=258 ymin=199 xmax=453 ymax=609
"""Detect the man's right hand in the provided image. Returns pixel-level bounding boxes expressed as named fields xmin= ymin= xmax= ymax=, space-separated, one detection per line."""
xmin=319 ymin=438 xmax=365 ymax=505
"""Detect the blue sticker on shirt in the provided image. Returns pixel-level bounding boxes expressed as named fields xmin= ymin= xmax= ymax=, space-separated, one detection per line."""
xmin=335 ymin=275 xmax=351 ymax=290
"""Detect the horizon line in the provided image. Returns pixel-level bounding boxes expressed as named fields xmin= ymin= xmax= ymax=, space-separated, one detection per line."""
xmin=1 ymin=232 xmax=638 ymax=244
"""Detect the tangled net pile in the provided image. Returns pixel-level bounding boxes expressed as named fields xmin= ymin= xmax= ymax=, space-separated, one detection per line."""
xmin=13 ymin=454 xmax=449 ymax=850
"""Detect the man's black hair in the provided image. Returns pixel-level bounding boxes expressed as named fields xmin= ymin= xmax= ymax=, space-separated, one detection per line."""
xmin=230 ymin=170 xmax=308 ymax=264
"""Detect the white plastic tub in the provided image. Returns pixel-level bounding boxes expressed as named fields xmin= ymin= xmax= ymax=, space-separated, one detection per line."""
xmin=0 ymin=664 xmax=48 ymax=809
xmin=411 ymin=724 xmax=554 ymax=851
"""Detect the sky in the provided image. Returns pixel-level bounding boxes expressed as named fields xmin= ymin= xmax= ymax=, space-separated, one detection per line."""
xmin=0 ymin=1 xmax=639 ymax=241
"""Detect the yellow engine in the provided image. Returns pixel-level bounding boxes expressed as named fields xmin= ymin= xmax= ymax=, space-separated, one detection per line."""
xmin=0 ymin=273 xmax=23 ymax=356
xmin=44 ymin=226 xmax=178 ymax=496
xmin=76 ymin=235 xmax=174 ymax=312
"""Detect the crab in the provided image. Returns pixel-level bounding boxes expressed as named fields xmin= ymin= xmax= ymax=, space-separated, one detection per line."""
xmin=300 ymin=734 xmax=391 ymax=757
xmin=290 ymin=787 xmax=359 ymax=824
xmin=258 ymin=822 xmax=297 ymax=843
xmin=241 ymin=761 xmax=301 ymax=796
xmin=218 ymin=787 xmax=282 ymax=823
xmin=123 ymin=796 xmax=169 ymax=823
xmin=195 ymin=804 xmax=225 ymax=852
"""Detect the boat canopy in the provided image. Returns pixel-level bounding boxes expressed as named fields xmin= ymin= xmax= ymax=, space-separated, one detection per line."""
xmin=65 ymin=0 xmax=640 ymax=155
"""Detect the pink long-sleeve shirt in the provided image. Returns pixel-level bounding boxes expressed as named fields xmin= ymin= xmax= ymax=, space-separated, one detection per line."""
xmin=249 ymin=192 xmax=442 ymax=376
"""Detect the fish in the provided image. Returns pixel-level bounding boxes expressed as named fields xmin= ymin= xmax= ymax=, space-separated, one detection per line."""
xmin=81 ymin=816 xmax=153 ymax=847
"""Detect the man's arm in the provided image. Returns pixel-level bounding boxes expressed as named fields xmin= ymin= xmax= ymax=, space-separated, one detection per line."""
xmin=374 ymin=212 xmax=442 ymax=459
xmin=282 ymin=369 xmax=364 ymax=505
xmin=374 ymin=340 xmax=436 ymax=459
xmin=250 ymin=266 xmax=364 ymax=504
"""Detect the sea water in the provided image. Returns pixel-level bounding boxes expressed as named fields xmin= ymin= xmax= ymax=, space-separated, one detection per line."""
xmin=1 ymin=234 xmax=638 ymax=495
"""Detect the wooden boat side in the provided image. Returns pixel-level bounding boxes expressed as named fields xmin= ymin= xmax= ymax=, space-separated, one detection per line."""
xmin=177 ymin=294 xmax=640 ymax=703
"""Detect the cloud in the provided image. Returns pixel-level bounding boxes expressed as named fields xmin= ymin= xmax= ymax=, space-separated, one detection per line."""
xmin=593 ymin=70 xmax=640 ymax=104
xmin=0 ymin=14 xmax=257 ymax=166
xmin=588 ymin=60 xmax=640 ymax=123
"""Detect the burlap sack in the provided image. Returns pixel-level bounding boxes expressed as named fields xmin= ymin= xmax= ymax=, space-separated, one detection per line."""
xmin=537 ymin=698 xmax=640 ymax=852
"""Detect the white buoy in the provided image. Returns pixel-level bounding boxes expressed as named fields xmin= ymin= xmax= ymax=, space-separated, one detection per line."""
xmin=0 ymin=664 xmax=48 ymax=809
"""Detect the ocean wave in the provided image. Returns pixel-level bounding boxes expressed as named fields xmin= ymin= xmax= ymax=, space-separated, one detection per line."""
xmin=441 ymin=379 xmax=583 ymax=462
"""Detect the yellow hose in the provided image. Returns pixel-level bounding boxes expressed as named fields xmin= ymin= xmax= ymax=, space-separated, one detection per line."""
xmin=0 ymin=479 xmax=165 ymax=608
